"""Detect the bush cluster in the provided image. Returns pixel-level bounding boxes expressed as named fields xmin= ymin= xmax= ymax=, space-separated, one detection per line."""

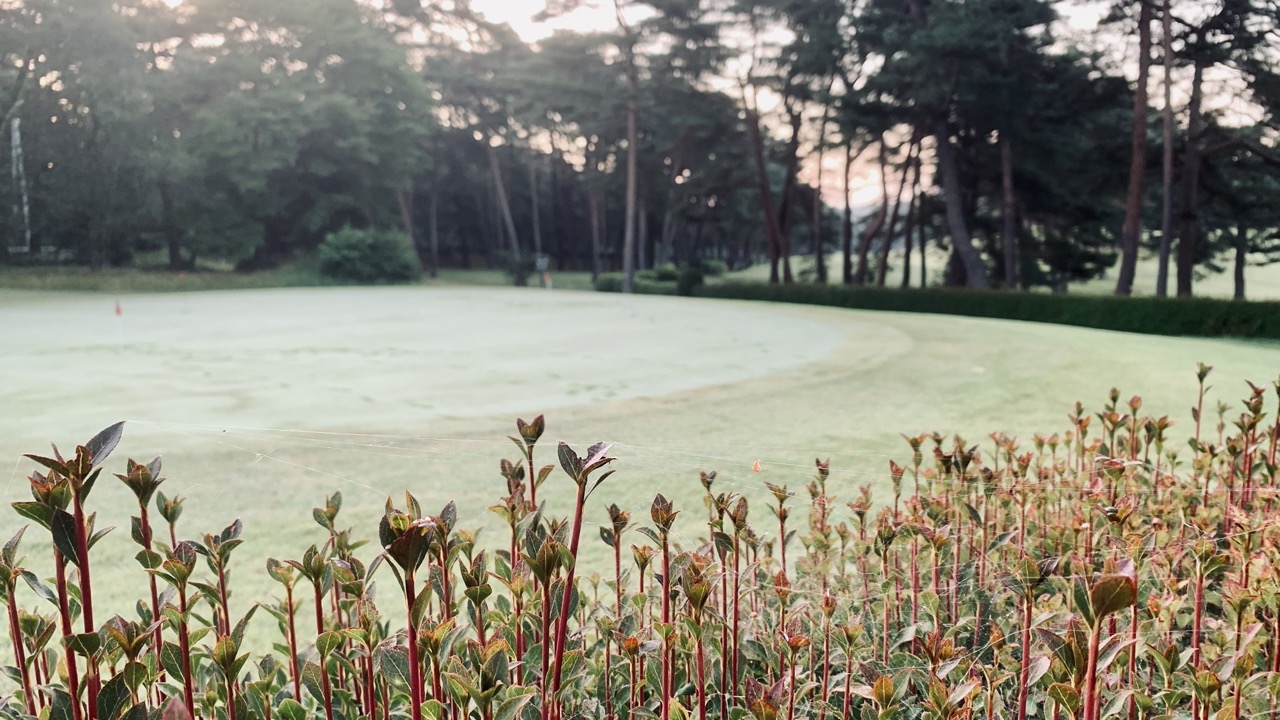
xmin=592 ymin=273 xmax=678 ymax=295
xmin=602 ymin=278 xmax=1280 ymax=340
xmin=317 ymin=227 xmax=421 ymax=284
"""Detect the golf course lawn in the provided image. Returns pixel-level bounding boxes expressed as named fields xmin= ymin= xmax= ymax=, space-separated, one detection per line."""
xmin=2 ymin=285 xmax=1278 ymax=638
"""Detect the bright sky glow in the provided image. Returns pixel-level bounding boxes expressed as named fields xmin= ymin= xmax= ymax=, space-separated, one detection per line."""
xmin=471 ymin=1 xmax=618 ymax=42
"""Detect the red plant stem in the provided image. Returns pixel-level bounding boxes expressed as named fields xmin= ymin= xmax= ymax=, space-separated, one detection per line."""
xmin=778 ymin=514 xmax=787 ymax=575
xmin=217 ymin=564 xmax=232 ymax=636
xmin=514 ymin=589 xmax=525 ymax=685
xmin=785 ymin=651 xmax=797 ymax=720
xmin=364 ymin=651 xmax=376 ymax=718
xmin=313 ymin=584 xmax=335 ymax=720
xmin=438 ymin=545 xmax=452 ymax=621
xmin=720 ymin=568 xmax=730 ymax=719
xmin=72 ymin=496 xmax=98 ymax=720
xmin=550 ymin=481 xmax=590 ymax=720
xmin=629 ymin=657 xmax=637 ymax=711
xmin=1082 ymin=625 xmax=1102 ymax=720
xmin=842 ymin=649 xmax=853 ymax=720
xmin=7 ymin=588 xmax=36 ymax=716
xmin=284 ymin=584 xmax=302 ymax=702
xmin=696 ymin=626 xmax=707 ymax=720
xmin=1016 ymin=594 xmax=1033 ymax=720
xmin=404 ymin=572 xmax=423 ymax=720
xmin=176 ymin=586 xmax=195 ymax=720
xmin=226 ymin=672 xmax=238 ymax=720
xmin=660 ymin=533 xmax=672 ymax=720
xmin=540 ymin=581 xmax=553 ymax=720
xmin=137 ymin=505 xmax=163 ymax=661
xmin=732 ymin=539 xmax=742 ymax=699
xmin=526 ymin=450 xmax=537 ymax=509
xmin=604 ymin=636 xmax=613 ymax=720
xmin=818 ymin=615 xmax=831 ymax=720
xmin=54 ymin=554 xmax=84 ymax=720
xmin=1129 ymin=600 xmax=1139 ymax=720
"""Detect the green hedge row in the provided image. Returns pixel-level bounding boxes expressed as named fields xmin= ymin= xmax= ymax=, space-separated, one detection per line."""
xmin=598 ymin=275 xmax=1280 ymax=340
xmin=593 ymin=273 xmax=681 ymax=295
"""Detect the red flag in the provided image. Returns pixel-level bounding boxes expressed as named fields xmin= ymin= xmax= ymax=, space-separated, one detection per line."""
xmin=115 ymin=301 xmax=122 ymax=317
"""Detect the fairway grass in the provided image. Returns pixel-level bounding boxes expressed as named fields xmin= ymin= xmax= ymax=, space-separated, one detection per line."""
xmin=3 ymin=285 xmax=1278 ymax=647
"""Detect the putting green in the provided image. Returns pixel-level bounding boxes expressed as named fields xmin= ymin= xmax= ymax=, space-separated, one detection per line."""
xmin=1 ymin=286 xmax=1277 ymax=631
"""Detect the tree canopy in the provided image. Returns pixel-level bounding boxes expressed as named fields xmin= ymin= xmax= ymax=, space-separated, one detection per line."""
xmin=2 ymin=0 xmax=1277 ymax=297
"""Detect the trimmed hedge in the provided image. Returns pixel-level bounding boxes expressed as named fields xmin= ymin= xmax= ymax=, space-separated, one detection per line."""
xmin=594 ymin=273 xmax=680 ymax=295
xmin=699 ymin=282 xmax=1280 ymax=339
xmin=599 ymin=276 xmax=1280 ymax=340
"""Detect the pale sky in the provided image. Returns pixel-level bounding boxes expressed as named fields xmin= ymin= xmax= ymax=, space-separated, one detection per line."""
xmin=471 ymin=1 xmax=620 ymax=41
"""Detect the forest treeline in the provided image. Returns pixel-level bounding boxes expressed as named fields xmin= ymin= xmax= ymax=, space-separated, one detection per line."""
xmin=2 ymin=0 xmax=1279 ymax=296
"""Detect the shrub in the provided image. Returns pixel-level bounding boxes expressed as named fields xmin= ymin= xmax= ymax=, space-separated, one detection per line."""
xmin=676 ymin=267 xmax=703 ymax=296
xmin=317 ymin=227 xmax=421 ymax=284
xmin=695 ymin=282 xmax=1280 ymax=339
xmin=640 ymin=263 xmax=680 ymax=280
xmin=698 ymin=258 xmax=728 ymax=277
xmin=597 ymin=278 xmax=1280 ymax=340
xmin=593 ymin=272 xmax=679 ymax=295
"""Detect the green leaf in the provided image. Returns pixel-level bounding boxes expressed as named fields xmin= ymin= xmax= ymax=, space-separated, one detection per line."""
xmin=64 ymin=632 xmax=101 ymax=658
xmin=1089 ymin=575 xmax=1137 ymax=626
xmin=96 ymin=672 xmax=132 ymax=720
xmin=1048 ymin=683 xmax=1080 ymax=713
xmin=316 ymin=631 xmax=343 ymax=658
xmin=301 ymin=661 xmax=324 ymax=703
xmin=493 ymin=686 xmax=535 ymax=719
xmin=12 ymin=503 xmax=54 ymax=531
xmin=276 ymin=700 xmax=306 ymax=720
xmin=85 ymin=422 xmax=126 ymax=466
xmin=3 ymin=526 xmax=26 ymax=565
xmin=20 ymin=571 xmax=58 ymax=606
xmin=160 ymin=641 xmax=187 ymax=683
xmin=47 ymin=687 xmax=74 ymax=720
xmin=50 ymin=510 xmax=80 ymax=567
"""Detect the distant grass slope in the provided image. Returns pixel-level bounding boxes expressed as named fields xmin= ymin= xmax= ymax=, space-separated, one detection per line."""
xmin=723 ymin=249 xmax=1280 ymax=300
xmin=3 ymin=285 xmax=1278 ymax=647
xmin=0 ymin=263 xmax=597 ymax=293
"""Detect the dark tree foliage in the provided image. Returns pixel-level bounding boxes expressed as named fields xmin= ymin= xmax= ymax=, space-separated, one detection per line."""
xmin=0 ymin=0 xmax=1276 ymax=295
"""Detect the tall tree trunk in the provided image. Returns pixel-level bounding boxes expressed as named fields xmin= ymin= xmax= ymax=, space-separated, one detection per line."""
xmin=877 ymin=138 xmax=918 ymax=286
xmin=919 ymin=202 xmax=928 ymax=288
xmin=1233 ymin=222 xmax=1247 ymax=301
xmin=660 ymin=206 xmax=676 ymax=267
xmin=1115 ymin=0 xmax=1153 ymax=296
xmin=620 ymin=44 xmax=639 ymax=292
xmin=742 ymin=88 xmax=784 ymax=284
xmin=638 ymin=200 xmax=648 ymax=271
xmin=529 ymin=160 xmax=542 ymax=256
xmin=813 ymin=105 xmax=829 ymax=284
xmin=842 ymin=142 xmax=854 ymax=284
xmin=856 ymin=142 xmax=889 ymax=284
xmin=396 ymin=189 xmax=419 ymax=268
xmin=159 ymin=177 xmax=183 ymax=271
xmin=933 ymin=119 xmax=989 ymax=288
xmin=487 ymin=144 xmax=521 ymax=260
xmin=428 ymin=188 xmax=439 ymax=278
xmin=776 ymin=96 xmax=803 ymax=284
xmin=588 ymin=189 xmax=603 ymax=281
xmin=1156 ymin=0 xmax=1176 ymax=297
xmin=1000 ymin=135 xmax=1020 ymax=289
xmin=1176 ymin=58 xmax=1204 ymax=298
xmin=901 ymin=159 xmax=922 ymax=288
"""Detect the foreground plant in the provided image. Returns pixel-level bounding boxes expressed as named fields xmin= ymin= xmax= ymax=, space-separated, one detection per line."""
xmin=1 ymin=368 xmax=1278 ymax=720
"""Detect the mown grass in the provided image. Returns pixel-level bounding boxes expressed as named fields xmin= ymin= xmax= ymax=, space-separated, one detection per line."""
xmin=0 ymin=264 xmax=599 ymax=295
xmin=722 ymin=249 xmax=1280 ymax=300
xmin=3 ymin=285 xmax=1279 ymax=651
